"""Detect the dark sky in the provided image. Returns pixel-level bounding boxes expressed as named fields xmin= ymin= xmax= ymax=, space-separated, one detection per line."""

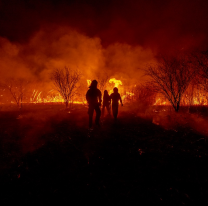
xmin=0 ymin=0 xmax=208 ymax=83
xmin=1 ymin=0 xmax=208 ymax=52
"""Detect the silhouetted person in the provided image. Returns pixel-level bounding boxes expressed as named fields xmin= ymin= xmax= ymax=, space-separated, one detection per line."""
xmin=110 ymin=87 xmax=123 ymax=121
xmin=86 ymin=80 xmax=102 ymax=128
xmin=102 ymin=90 xmax=111 ymax=117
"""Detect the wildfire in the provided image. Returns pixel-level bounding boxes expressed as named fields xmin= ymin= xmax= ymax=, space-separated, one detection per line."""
xmin=87 ymin=80 xmax=91 ymax=87
xmin=122 ymin=92 xmax=135 ymax=102
xmin=191 ymin=95 xmax=208 ymax=105
xmin=10 ymin=77 xmax=208 ymax=106
xmin=30 ymin=90 xmax=42 ymax=102
xmin=126 ymin=92 xmax=134 ymax=97
xmin=109 ymin=78 xmax=122 ymax=88
xmin=153 ymin=97 xmax=168 ymax=106
xmin=107 ymin=78 xmax=123 ymax=95
xmin=154 ymin=98 xmax=161 ymax=105
xmin=153 ymin=94 xmax=208 ymax=106
xmin=30 ymin=78 xmax=128 ymax=104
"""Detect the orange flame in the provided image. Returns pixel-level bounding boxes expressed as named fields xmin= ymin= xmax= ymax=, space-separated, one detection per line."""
xmin=87 ymin=80 xmax=91 ymax=86
xmin=109 ymin=78 xmax=122 ymax=88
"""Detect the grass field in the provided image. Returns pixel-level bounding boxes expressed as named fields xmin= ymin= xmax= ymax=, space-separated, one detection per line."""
xmin=0 ymin=103 xmax=208 ymax=205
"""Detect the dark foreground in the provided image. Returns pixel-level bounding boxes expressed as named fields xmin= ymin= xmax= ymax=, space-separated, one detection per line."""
xmin=0 ymin=104 xmax=208 ymax=205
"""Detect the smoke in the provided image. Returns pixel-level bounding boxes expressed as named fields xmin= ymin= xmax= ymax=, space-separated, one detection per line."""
xmin=0 ymin=28 xmax=104 ymax=85
xmin=0 ymin=37 xmax=34 ymax=80
xmin=22 ymin=28 xmax=105 ymax=81
xmin=0 ymin=0 xmax=208 ymax=92
xmin=104 ymin=43 xmax=155 ymax=81
xmin=0 ymin=26 xmax=156 ymax=91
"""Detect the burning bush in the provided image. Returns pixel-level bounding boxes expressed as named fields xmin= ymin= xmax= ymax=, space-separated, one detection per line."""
xmin=50 ymin=67 xmax=81 ymax=108
xmin=145 ymin=55 xmax=196 ymax=112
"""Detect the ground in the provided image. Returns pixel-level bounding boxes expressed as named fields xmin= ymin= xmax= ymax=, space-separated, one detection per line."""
xmin=0 ymin=103 xmax=208 ymax=205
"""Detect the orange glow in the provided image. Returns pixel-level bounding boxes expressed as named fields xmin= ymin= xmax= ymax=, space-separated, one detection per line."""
xmin=109 ymin=78 xmax=122 ymax=88
xmin=29 ymin=90 xmax=86 ymax=104
xmin=126 ymin=92 xmax=134 ymax=97
xmin=108 ymin=78 xmax=123 ymax=94
xmin=6 ymin=77 xmax=208 ymax=107
xmin=26 ymin=77 xmax=126 ymax=104
xmin=153 ymin=91 xmax=208 ymax=106
xmin=191 ymin=95 xmax=208 ymax=105
xmin=30 ymin=90 xmax=42 ymax=102
xmin=122 ymin=92 xmax=135 ymax=102
xmin=154 ymin=98 xmax=168 ymax=106
xmin=87 ymin=80 xmax=91 ymax=86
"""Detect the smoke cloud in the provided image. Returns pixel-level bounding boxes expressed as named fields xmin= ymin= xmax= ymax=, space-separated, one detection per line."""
xmin=0 ymin=0 xmax=208 ymax=89
xmin=0 ymin=26 xmax=155 ymax=87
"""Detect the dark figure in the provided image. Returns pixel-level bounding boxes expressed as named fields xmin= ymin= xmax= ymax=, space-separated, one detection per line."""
xmin=102 ymin=90 xmax=111 ymax=117
xmin=86 ymin=80 xmax=102 ymax=128
xmin=110 ymin=87 xmax=123 ymax=121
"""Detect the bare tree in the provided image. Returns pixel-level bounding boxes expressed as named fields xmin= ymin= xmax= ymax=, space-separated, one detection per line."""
xmin=145 ymin=56 xmax=196 ymax=112
xmin=51 ymin=67 xmax=81 ymax=108
xmin=194 ymin=51 xmax=208 ymax=92
xmin=2 ymin=78 xmax=29 ymax=109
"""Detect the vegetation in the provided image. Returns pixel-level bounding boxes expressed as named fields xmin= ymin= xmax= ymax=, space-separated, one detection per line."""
xmin=50 ymin=67 xmax=81 ymax=108
xmin=145 ymin=56 xmax=196 ymax=112
xmin=1 ymin=78 xmax=29 ymax=109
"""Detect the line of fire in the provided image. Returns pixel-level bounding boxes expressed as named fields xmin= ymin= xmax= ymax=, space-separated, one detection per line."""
xmin=1 ymin=52 xmax=208 ymax=112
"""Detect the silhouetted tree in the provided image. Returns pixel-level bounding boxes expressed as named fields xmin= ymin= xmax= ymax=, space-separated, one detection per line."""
xmin=51 ymin=67 xmax=81 ymax=108
xmin=145 ymin=56 xmax=196 ymax=112
xmin=194 ymin=51 xmax=208 ymax=92
xmin=2 ymin=78 xmax=29 ymax=109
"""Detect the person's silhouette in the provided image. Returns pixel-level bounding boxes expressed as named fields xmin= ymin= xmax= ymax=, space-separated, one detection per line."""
xmin=110 ymin=87 xmax=123 ymax=121
xmin=86 ymin=80 xmax=102 ymax=128
xmin=102 ymin=90 xmax=111 ymax=117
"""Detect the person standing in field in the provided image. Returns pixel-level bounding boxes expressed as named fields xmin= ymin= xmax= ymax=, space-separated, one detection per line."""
xmin=110 ymin=87 xmax=123 ymax=121
xmin=86 ymin=80 xmax=102 ymax=128
xmin=102 ymin=90 xmax=111 ymax=117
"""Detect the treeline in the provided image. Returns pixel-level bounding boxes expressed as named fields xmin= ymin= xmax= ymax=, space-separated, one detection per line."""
xmin=1 ymin=51 xmax=208 ymax=112
xmin=127 ymin=51 xmax=208 ymax=112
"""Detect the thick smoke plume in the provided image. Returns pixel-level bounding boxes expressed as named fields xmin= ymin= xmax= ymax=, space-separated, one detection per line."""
xmin=0 ymin=27 xmax=155 ymax=88
xmin=0 ymin=0 xmax=208 ymax=91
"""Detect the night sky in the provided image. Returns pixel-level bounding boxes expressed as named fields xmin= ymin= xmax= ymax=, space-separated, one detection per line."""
xmin=0 ymin=0 xmax=208 ymax=82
